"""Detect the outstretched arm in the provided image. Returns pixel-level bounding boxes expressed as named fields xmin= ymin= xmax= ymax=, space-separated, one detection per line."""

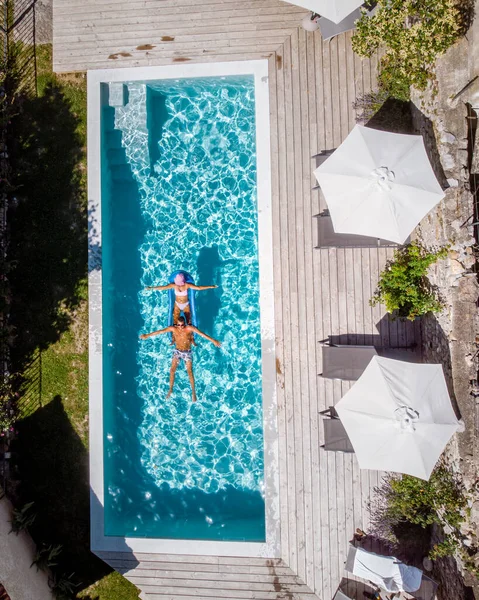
xmin=188 ymin=284 xmax=218 ymax=291
xmin=189 ymin=326 xmax=221 ymax=347
xmin=145 ymin=283 xmax=175 ymax=291
xmin=140 ymin=326 xmax=173 ymax=340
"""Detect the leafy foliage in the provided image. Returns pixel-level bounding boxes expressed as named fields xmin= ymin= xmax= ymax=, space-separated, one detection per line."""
xmin=382 ymin=468 xmax=467 ymax=529
xmin=370 ymin=242 xmax=448 ymax=320
xmin=371 ymin=468 xmax=469 ymax=560
xmin=352 ymin=0 xmax=468 ymax=100
xmin=31 ymin=543 xmax=63 ymax=571
xmin=9 ymin=500 xmax=36 ymax=533
xmin=48 ymin=571 xmax=80 ymax=600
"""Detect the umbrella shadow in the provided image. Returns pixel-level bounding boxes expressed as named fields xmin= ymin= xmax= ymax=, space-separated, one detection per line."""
xmin=365 ymin=97 xmax=415 ymax=135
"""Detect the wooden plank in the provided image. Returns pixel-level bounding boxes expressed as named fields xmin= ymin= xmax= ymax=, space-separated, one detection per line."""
xmin=119 ymin=570 xmax=300 ymax=582
xmin=144 ymin=589 xmax=316 ymax=599
xmin=130 ymin=577 xmax=313 ymax=592
xmin=361 ymin=248 xmax=373 ymax=346
xmin=319 ymin=247 xmax=332 ymax=600
xmin=337 ymin=33 xmax=350 ymax=142
xmin=54 ymin=51 xmax=276 ymax=72
xmin=321 ymin=38 xmax=334 ymax=151
xmin=272 ymin=43 xmax=291 ymax=565
xmin=353 ymin=249 xmax=364 ymax=343
xmin=54 ymin=26 xmax=294 ymax=50
xmin=314 ymin=31 xmax=326 ymax=153
xmin=345 ymin=31 xmax=357 ymax=132
xmin=304 ymin=28 xmax=323 ymax=599
xmin=54 ymin=1 xmax=305 ymax=19
xmin=297 ymin=24 xmax=316 ymax=593
xmin=290 ymin=25 xmax=307 ymax=586
xmin=281 ymin=33 xmax=298 ymax=575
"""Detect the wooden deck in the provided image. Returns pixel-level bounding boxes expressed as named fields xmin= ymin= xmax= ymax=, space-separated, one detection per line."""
xmin=54 ymin=1 xmax=421 ymax=598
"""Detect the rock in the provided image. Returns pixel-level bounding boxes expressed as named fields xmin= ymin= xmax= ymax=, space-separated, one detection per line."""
xmin=450 ymin=259 xmax=465 ymax=275
xmin=441 ymin=131 xmax=457 ymax=144
xmin=447 ymin=178 xmax=459 ymax=187
xmin=441 ymin=152 xmax=456 ymax=170
xmin=423 ymin=557 xmax=433 ymax=571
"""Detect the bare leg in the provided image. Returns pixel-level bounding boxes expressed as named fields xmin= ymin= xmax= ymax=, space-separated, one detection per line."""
xmin=172 ymin=303 xmax=180 ymax=324
xmin=183 ymin=305 xmax=192 ymax=325
xmin=185 ymin=360 xmax=197 ymax=402
xmin=167 ymin=357 xmax=179 ymax=398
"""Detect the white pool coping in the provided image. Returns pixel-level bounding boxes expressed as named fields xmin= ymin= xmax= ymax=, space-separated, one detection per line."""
xmin=87 ymin=60 xmax=280 ymax=558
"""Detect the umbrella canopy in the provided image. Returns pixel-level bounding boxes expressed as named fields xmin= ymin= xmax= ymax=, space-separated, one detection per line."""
xmin=346 ymin=546 xmax=423 ymax=593
xmin=281 ymin=0 xmax=363 ymax=24
xmin=314 ymin=125 xmax=445 ymax=244
xmin=335 ymin=356 xmax=463 ymax=480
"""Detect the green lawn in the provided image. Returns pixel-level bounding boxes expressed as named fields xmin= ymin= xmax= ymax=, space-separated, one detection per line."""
xmin=9 ymin=44 xmax=139 ymax=600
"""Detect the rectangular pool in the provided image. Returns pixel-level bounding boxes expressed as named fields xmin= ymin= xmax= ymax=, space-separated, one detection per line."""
xmin=88 ymin=61 xmax=279 ymax=556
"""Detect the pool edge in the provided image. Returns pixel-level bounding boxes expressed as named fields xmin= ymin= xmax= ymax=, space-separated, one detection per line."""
xmin=87 ymin=59 xmax=280 ymax=558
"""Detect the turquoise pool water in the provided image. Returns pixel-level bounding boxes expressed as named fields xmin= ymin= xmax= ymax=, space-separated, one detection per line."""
xmin=101 ymin=75 xmax=265 ymax=541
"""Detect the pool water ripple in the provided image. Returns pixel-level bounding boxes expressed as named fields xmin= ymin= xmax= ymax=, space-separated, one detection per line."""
xmin=118 ymin=77 xmax=265 ymax=496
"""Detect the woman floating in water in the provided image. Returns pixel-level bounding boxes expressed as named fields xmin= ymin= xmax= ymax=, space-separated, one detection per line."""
xmin=146 ymin=272 xmax=217 ymax=325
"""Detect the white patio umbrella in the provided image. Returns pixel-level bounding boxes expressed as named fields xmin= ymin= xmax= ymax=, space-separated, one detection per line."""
xmin=335 ymin=356 xmax=464 ymax=480
xmin=314 ymin=125 xmax=445 ymax=244
xmin=281 ymin=0 xmax=363 ymax=24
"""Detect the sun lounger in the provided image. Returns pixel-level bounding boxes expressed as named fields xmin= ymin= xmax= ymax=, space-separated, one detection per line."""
xmin=318 ymin=9 xmax=361 ymax=41
xmin=313 ymin=213 xmax=398 ymax=249
xmin=318 ymin=4 xmax=378 ymax=42
xmin=411 ymin=574 xmax=438 ymax=600
xmin=320 ymin=408 xmax=354 ymax=453
xmin=320 ymin=345 xmax=421 ymax=381
xmin=321 ymin=345 xmax=378 ymax=380
xmin=332 ymin=588 xmax=354 ymax=600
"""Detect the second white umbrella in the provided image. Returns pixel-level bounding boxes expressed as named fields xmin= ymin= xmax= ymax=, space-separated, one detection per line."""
xmin=314 ymin=125 xmax=445 ymax=244
xmin=335 ymin=356 xmax=463 ymax=480
xmin=281 ymin=0 xmax=363 ymax=24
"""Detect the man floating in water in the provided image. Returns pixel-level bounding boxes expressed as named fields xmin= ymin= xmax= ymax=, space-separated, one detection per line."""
xmin=146 ymin=272 xmax=217 ymax=325
xmin=139 ymin=316 xmax=221 ymax=402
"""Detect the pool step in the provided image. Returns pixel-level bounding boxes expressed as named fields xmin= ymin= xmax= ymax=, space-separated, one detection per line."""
xmin=104 ymin=129 xmax=123 ymax=148
xmin=107 ymin=147 xmax=128 ymax=166
xmin=109 ymin=163 xmax=135 ymax=182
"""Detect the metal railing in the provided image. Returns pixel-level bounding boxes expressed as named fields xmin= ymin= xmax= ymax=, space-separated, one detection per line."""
xmin=0 ymin=0 xmax=37 ymax=96
xmin=0 ymin=0 xmax=38 ymax=496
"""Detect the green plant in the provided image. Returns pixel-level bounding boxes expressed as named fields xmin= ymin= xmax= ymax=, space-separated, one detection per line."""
xmin=353 ymin=90 xmax=389 ymax=123
xmin=352 ymin=0 xmax=468 ymax=100
xmin=0 ymin=374 xmax=19 ymax=433
xmin=48 ymin=571 xmax=80 ymax=599
xmin=371 ymin=467 xmax=469 ymax=560
xmin=31 ymin=543 xmax=63 ymax=571
xmin=370 ymin=242 xmax=448 ymax=320
xmin=429 ymin=537 xmax=459 ymax=559
xmin=9 ymin=500 xmax=36 ymax=533
xmin=384 ymin=468 xmax=467 ymax=529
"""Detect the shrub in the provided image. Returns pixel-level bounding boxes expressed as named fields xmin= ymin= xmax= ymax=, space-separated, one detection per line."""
xmin=352 ymin=0 xmax=467 ymax=100
xmin=371 ymin=467 xmax=469 ymax=560
xmin=370 ymin=242 xmax=448 ymax=320
xmin=9 ymin=500 xmax=36 ymax=533
xmin=0 ymin=375 xmax=19 ymax=434
xmin=381 ymin=468 xmax=467 ymax=530
xmin=31 ymin=543 xmax=63 ymax=571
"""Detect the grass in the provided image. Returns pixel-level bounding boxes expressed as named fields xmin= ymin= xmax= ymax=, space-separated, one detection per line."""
xmin=8 ymin=44 xmax=139 ymax=599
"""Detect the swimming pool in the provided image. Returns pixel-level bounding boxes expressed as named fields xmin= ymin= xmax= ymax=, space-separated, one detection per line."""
xmin=88 ymin=62 xmax=279 ymax=556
